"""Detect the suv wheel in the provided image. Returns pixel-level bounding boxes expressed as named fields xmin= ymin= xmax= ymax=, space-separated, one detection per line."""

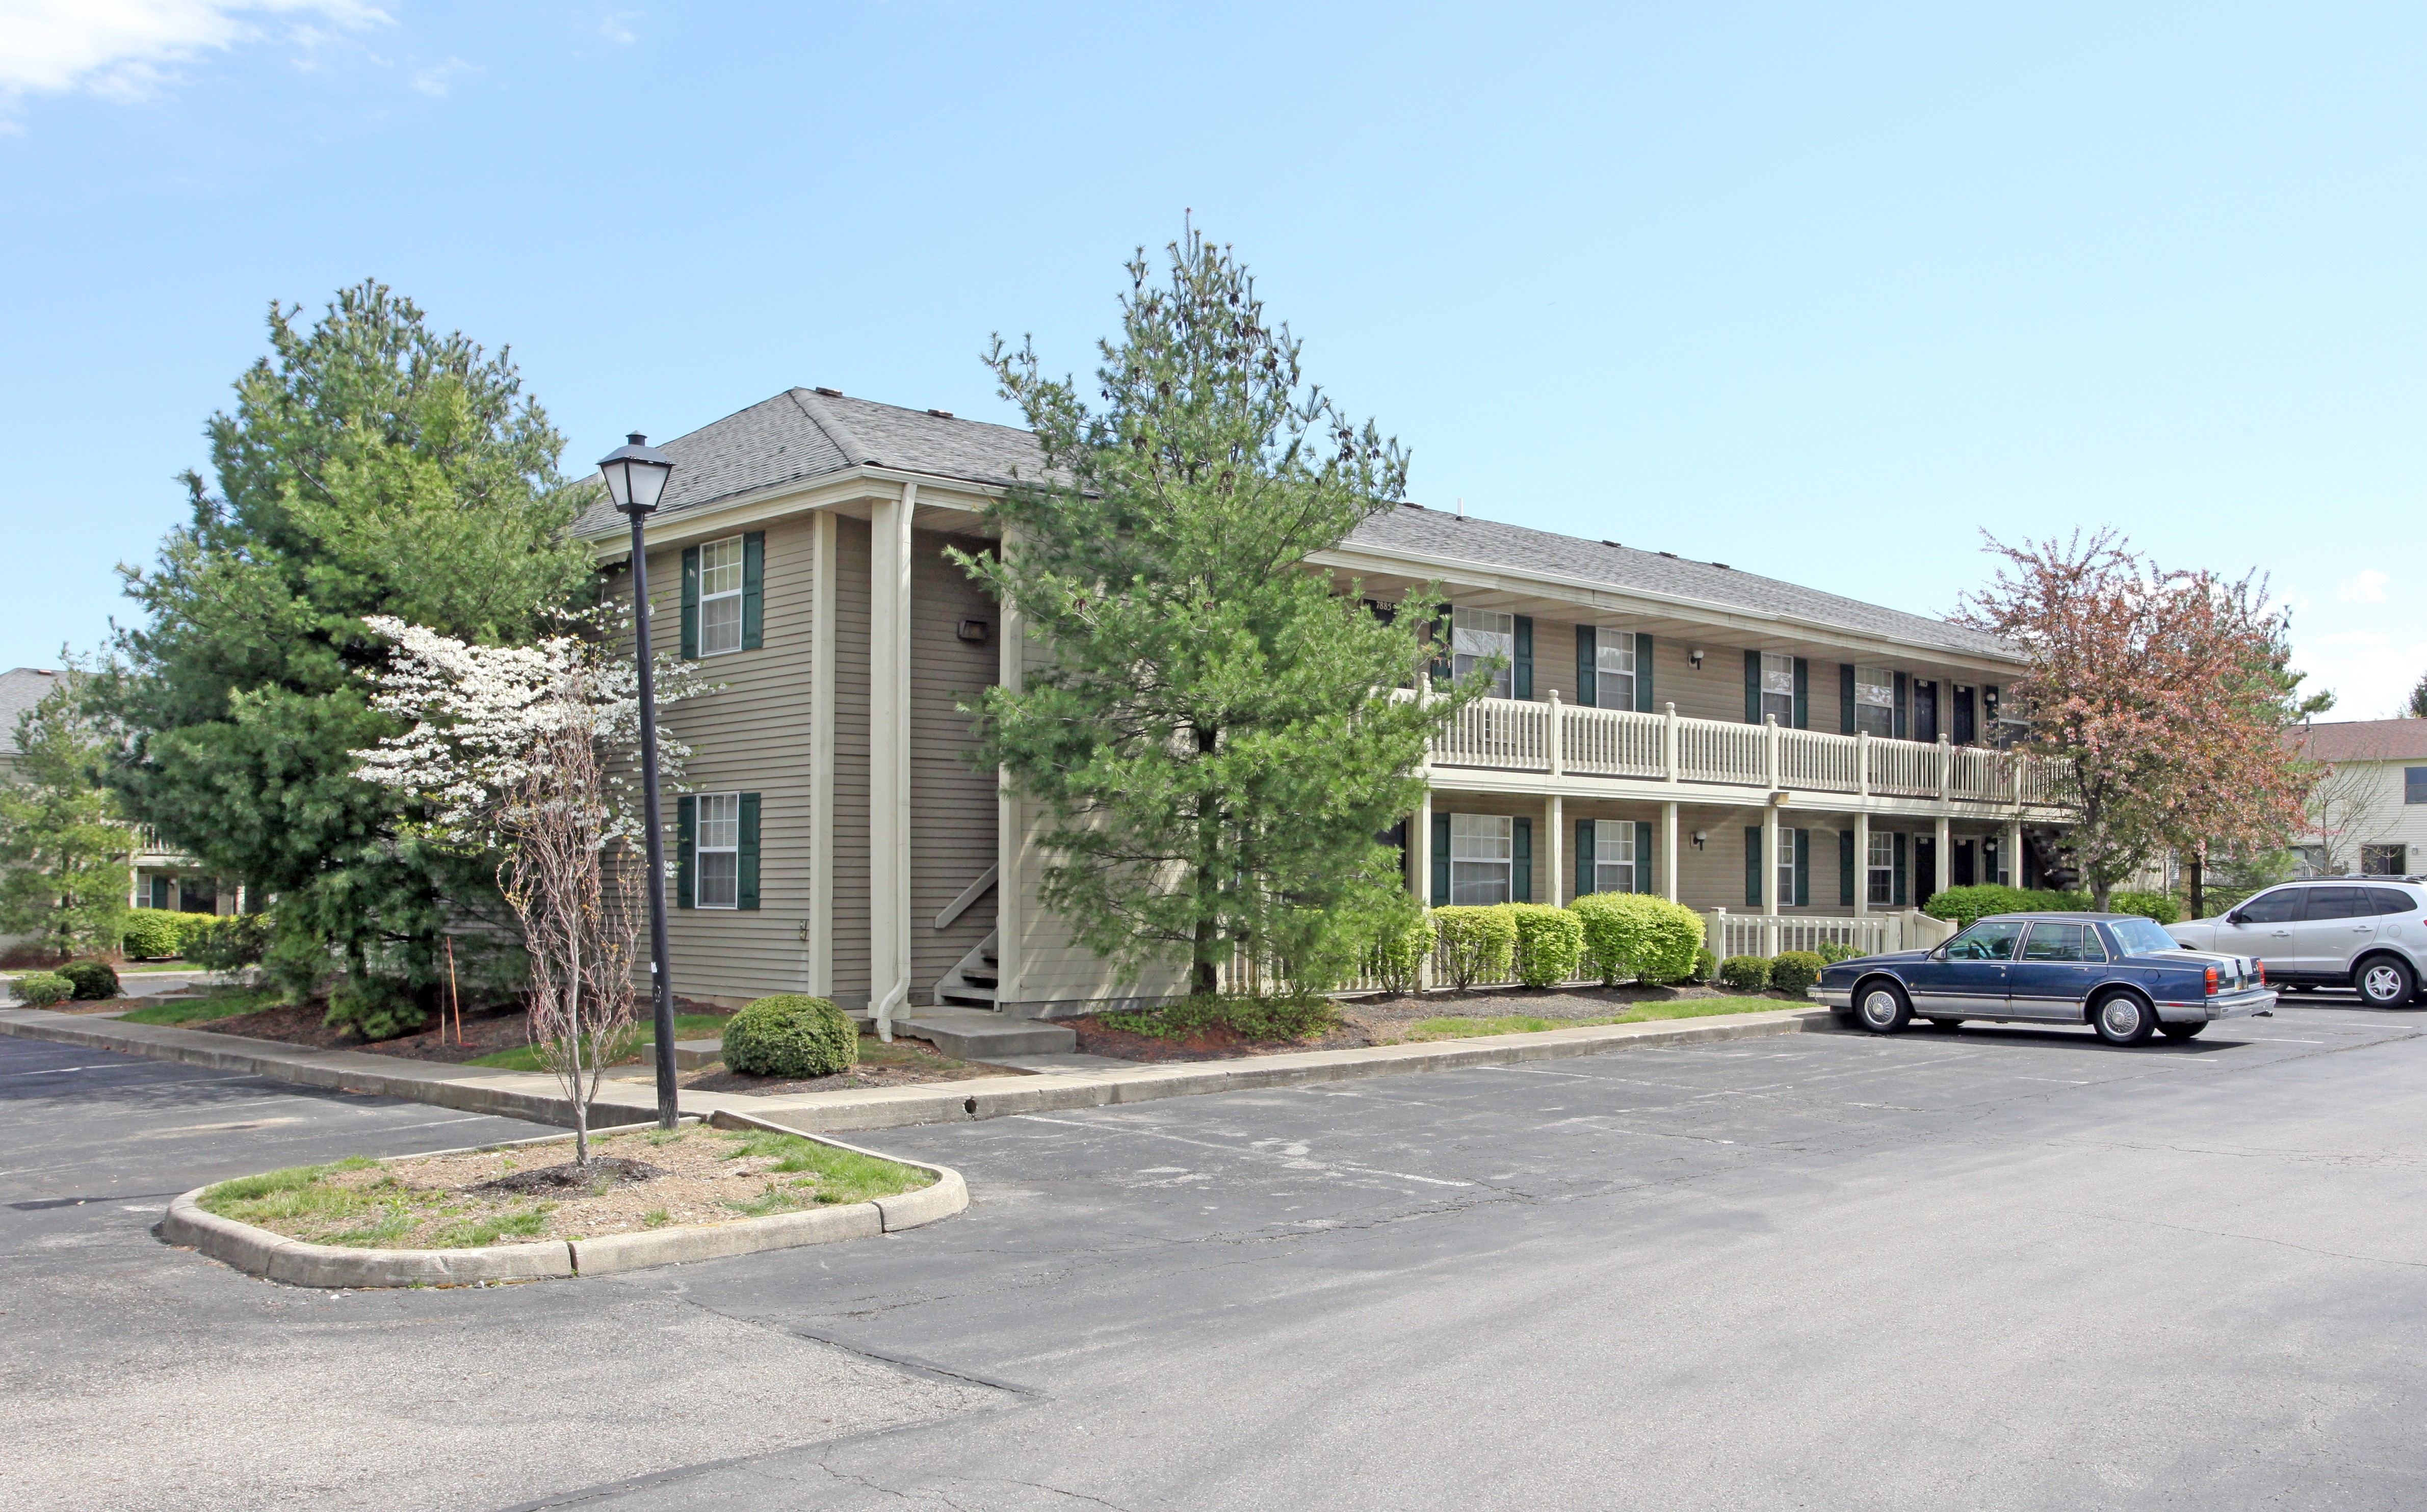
xmin=1855 ymin=982 xmax=1911 ymax=1034
xmin=2355 ymin=956 xmax=2417 ymax=1009
xmin=2092 ymin=991 xmax=2157 ymax=1046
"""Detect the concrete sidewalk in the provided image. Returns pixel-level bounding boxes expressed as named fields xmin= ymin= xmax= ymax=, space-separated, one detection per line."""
xmin=0 ymin=1003 xmax=1828 ymax=1133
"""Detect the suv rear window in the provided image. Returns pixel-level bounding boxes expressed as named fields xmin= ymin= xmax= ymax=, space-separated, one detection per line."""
xmin=2370 ymin=887 xmax=2421 ymax=916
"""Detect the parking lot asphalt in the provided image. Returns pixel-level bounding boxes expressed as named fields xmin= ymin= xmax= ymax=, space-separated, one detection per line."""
xmin=10 ymin=995 xmax=2427 ymax=1511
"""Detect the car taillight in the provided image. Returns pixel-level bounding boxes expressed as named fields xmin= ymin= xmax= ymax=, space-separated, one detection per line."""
xmin=2204 ymin=965 xmax=2220 ymax=996
xmin=2256 ymin=962 xmax=2265 ymax=985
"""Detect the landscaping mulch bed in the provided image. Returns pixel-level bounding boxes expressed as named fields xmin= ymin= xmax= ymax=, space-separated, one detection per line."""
xmin=192 ymin=997 xmax=733 ymax=1066
xmin=196 ymin=1124 xmax=930 ymax=1250
xmin=678 ymin=1035 xmax=1021 ymax=1096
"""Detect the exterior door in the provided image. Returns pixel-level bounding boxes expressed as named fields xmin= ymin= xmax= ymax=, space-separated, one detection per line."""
xmin=1904 ymin=919 xmax=2025 ymax=1016
xmin=2289 ymin=885 xmax=2376 ymax=978
xmin=2005 ymin=921 xmax=2106 ymax=1021
xmin=2220 ymin=886 xmax=2305 ymax=977
xmin=1914 ymin=837 xmax=1937 ymax=909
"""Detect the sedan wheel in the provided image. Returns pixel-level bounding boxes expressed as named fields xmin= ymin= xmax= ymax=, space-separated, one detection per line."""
xmin=2356 ymin=957 xmax=2417 ymax=1009
xmin=1855 ymin=983 xmax=1911 ymax=1034
xmin=2092 ymin=992 xmax=2157 ymax=1046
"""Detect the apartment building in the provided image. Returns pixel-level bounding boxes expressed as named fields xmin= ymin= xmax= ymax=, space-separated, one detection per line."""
xmin=579 ymin=389 xmax=2070 ymax=1022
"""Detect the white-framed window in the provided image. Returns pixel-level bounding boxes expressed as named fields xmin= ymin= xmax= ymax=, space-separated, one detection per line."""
xmin=1449 ymin=813 xmax=1513 ymax=905
xmin=698 ymin=536 xmax=746 ymax=656
xmin=1776 ymin=828 xmax=1799 ymax=907
xmin=1595 ymin=632 xmax=1635 ymax=710
xmin=1854 ymin=665 xmax=1894 ymax=738
xmin=1452 ymin=608 xmax=1515 ymax=698
xmin=1760 ymin=652 xmax=1794 ymax=725
xmin=696 ymin=792 xmax=741 ymax=908
xmin=1592 ymin=819 xmax=1635 ymax=895
xmin=1867 ymin=829 xmax=1895 ymax=906
xmin=2364 ymin=843 xmax=2409 ymax=877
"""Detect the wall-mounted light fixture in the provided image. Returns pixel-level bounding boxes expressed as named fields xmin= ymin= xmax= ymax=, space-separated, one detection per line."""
xmin=1689 ymin=647 xmax=1706 ymax=670
xmin=1691 ymin=831 xmax=1708 ymax=850
xmin=956 ymin=619 xmax=991 ymax=644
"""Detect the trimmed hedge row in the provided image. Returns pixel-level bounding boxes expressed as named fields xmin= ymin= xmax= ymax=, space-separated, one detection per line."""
xmin=1923 ymin=884 xmax=2182 ymax=930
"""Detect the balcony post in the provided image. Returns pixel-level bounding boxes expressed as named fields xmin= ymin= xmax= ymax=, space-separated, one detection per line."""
xmin=1937 ymin=731 xmax=1951 ymax=800
xmin=1546 ymin=689 xmax=1563 ymax=779
xmin=1852 ymin=810 xmax=1871 ymax=916
xmin=1546 ymin=792 xmax=1563 ymax=905
xmin=1664 ymin=701 xmax=1680 ymax=783
xmin=1934 ymin=815 xmax=1951 ymax=901
xmin=1856 ymin=730 xmax=1871 ymax=797
xmin=1765 ymin=714 xmax=1780 ymax=790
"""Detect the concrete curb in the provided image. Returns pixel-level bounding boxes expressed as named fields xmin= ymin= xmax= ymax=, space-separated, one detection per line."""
xmin=158 ymin=1117 xmax=968 ymax=1288
xmin=5 ymin=1002 xmax=1830 ymax=1134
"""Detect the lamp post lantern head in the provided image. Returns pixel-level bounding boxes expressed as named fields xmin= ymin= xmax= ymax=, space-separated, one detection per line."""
xmin=597 ymin=433 xmax=675 ymax=515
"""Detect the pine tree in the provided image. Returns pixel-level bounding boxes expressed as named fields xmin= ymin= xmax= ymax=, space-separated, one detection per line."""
xmin=0 ymin=679 xmax=134 ymax=960
xmin=99 ymin=283 xmax=595 ymax=1035
xmin=962 ymin=227 xmax=1484 ymax=996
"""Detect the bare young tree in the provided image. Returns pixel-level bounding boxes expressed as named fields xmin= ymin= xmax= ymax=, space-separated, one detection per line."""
xmin=2304 ymin=758 xmax=2384 ymax=877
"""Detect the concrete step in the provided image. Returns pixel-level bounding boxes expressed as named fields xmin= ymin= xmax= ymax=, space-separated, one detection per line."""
xmin=937 ymin=990 xmax=999 ymax=1010
xmin=637 ymin=1038 xmax=724 ymax=1072
xmin=960 ymin=968 xmax=998 ymax=988
xmin=891 ymin=1007 xmax=1074 ymax=1060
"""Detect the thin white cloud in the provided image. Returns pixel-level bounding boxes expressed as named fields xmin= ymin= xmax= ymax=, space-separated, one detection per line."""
xmin=412 ymin=55 xmax=476 ymax=97
xmin=0 ymin=1 xmax=387 ymax=100
xmin=597 ymin=11 xmax=638 ymax=46
xmin=2338 ymin=568 xmax=2391 ymax=603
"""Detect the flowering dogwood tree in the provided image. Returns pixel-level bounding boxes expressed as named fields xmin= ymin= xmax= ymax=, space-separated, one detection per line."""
xmin=352 ymin=612 xmax=707 ymax=1164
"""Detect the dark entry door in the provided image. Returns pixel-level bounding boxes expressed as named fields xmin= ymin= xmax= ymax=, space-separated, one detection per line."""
xmin=1952 ymin=840 xmax=1976 ymax=887
xmin=1911 ymin=680 xmax=1938 ymax=744
xmin=1914 ymin=837 xmax=1937 ymax=908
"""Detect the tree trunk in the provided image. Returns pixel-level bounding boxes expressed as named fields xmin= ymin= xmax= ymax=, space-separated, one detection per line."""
xmin=2187 ymin=855 xmax=2204 ymax=920
xmin=1190 ymin=725 xmax=1221 ymax=997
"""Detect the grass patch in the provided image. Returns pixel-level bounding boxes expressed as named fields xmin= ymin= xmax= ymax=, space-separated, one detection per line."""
xmin=198 ymin=1157 xmax=432 ymax=1248
xmin=464 ymin=1014 xmax=729 ymax=1071
xmin=430 ymin=1203 xmax=553 ymax=1249
xmin=1403 ymin=996 xmax=1791 ymax=1041
xmin=1098 ymin=992 xmax=1341 ymax=1043
xmin=118 ymin=986 xmax=282 ymax=1026
xmin=714 ymin=1128 xmax=929 ymax=1209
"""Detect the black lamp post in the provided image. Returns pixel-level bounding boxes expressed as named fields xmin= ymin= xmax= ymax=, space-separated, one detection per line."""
xmin=597 ymin=433 xmax=680 ymax=1129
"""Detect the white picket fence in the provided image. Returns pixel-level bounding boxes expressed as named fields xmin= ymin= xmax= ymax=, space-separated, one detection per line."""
xmin=1703 ymin=908 xmax=1955 ymax=961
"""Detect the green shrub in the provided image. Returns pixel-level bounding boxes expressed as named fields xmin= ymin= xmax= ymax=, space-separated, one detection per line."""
xmin=1370 ymin=901 xmax=1438 ymax=996
xmin=1508 ymin=904 xmax=1585 ymax=988
xmin=1814 ymin=941 xmax=1861 ymax=964
xmin=1923 ymin=885 xmax=2028 ymax=930
xmin=722 ymin=994 xmax=858 ymax=1078
xmin=57 ymin=960 xmax=120 ymax=1000
xmin=1768 ymin=951 xmax=1824 ymax=995
xmin=1717 ymin=955 xmax=1771 ymax=992
xmin=172 ymin=912 xmax=220 ymax=952
xmin=1688 ymin=947 xmax=1717 ymax=984
xmin=1102 ymin=992 xmax=1340 ymax=1042
xmin=187 ymin=914 xmax=273 ymax=975
xmin=10 ymin=972 xmax=73 ymax=1007
xmin=1430 ymin=905 xmax=1518 ymax=990
xmin=323 ymin=975 xmax=429 ymax=1041
xmin=1571 ymin=893 xmax=1705 ymax=985
xmin=2109 ymin=889 xmax=2181 ymax=925
xmin=121 ymin=911 xmax=184 ymax=960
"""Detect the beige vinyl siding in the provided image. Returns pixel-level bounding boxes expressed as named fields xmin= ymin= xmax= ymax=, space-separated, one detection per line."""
xmin=645 ymin=518 xmax=818 ymax=1005
xmin=909 ymin=531 xmax=1000 ymax=1002
xmin=830 ymin=517 xmax=872 ymax=1009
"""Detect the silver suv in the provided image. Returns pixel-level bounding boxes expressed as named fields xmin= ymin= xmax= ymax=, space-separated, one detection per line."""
xmin=2168 ymin=878 xmax=2427 ymax=1007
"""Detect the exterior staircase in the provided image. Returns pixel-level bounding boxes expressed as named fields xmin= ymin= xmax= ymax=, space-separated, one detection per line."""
xmin=933 ymin=929 xmax=1000 ymax=1010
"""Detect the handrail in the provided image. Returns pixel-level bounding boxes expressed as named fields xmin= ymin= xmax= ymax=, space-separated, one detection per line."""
xmin=933 ymin=864 xmax=998 ymax=931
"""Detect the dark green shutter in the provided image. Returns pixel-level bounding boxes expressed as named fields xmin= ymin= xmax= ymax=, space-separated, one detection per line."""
xmin=741 ymin=532 xmax=765 ymax=651
xmin=1635 ymin=633 xmax=1655 ymax=712
xmin=1576 ymin=819 xmax=1594 ymax=897
xmin=1840 ymin=664 xmax=1856 ymax=733
xmin=1512 ymin=616 xmax=1533 ymax=700
xmin=1745 ymin=826 xmax=1763 ymax=907
xmin=1511 ymin=817 xmax=1532 ymax=903
xmin=1792 ymin=658 xmax=1810 ymax=729
xmin=1893 ymin=831 xmax=1908 ymax=906
xmin=149 ymin=876 xmax=170 ymax=909
xmin=675 ymin=795 xmax=696 ymax=909
xmin=1575 ymin=625 xmax=1596 ymax=707
xmin=680 ymin=546 xmax=700 ymax=660
xmin=1636 ymin=820 xmax=1655 ymax=893
xmin=1744 ymin=650 xmax=1761 ymax=723
xmin=1794 ymin=828 xmax=1811 ymax=907
xmin=737 ymin=792 xmax=761 ymax=910
xmin=1431 ymin=813 xmax=1450 ymax=906
xmin=1430 ymin=604 xmax=1452 ymax=686
xmin=1894 ymin=672 xmax=1910 ymax=740
xmin=1839 ymin=830 xmax=1855 ymax=905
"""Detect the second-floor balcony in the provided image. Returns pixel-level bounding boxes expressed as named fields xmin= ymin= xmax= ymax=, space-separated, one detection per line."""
xmin=1426 ymin=694 xmax=2069 ymax=811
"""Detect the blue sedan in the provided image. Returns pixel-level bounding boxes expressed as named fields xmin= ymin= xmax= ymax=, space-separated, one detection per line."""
xmin=1809 ymin=912 xmax=2278 ymax=1045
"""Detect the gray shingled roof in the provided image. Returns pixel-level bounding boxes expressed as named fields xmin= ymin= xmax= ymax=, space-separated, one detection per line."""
xmin=1341 ymin=507 xmax=2014 ymax=659
xmin=0 ymin=667 xmax=61 ymax=756
xmin=2295 ymin=719 xmax=2427 ymax=763
xmin=579 ymin=388 xmax=2012 ymax=660
xmin=573 ymin=389 xmax=1042 ymax=537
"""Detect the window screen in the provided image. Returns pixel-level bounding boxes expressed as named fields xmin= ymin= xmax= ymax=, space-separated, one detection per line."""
xmin=1452 ymin=609 xmax=1515 ymax=698
xmin=1449 ymin=813 xmax=1513 ymax=905
xmin=1853 ymin=665 xmax=1894 ymax=738
xmin=695 ymin=792 xmax=740 ymax=908
xmin=1759 ymin=652 xmax=1794 ymax=725
xmin=1591 ymin=819 xmax=1634 ymax=895
xmin=1594 ymin=633 xmax=1635 ymax=711
xmin=698 ymin=537 xmax=746 ymax=656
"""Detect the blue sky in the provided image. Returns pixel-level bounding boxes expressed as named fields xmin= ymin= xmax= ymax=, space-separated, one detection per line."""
xmin=3 ymin=2 xmax=2419 ymax=713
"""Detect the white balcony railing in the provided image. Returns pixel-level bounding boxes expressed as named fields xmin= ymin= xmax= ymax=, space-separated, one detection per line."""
xmin=1425 ymin=694 xmax=2067 ymax=810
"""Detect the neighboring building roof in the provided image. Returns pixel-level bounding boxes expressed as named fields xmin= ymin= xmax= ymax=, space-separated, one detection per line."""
xmin=579 ymin=387 xmax=2015 ymax=662
xmin=2294 ymin=719 xmax=2427 ymax=763
xmin=0 ymin=667 xmax=60 ymax=756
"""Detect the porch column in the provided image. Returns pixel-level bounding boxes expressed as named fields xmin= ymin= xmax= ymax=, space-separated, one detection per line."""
xmin=1661 ymin=800 xmax=1680 ymax=901
xmin=1546 ymin=793 xmax=1563 ymax=906
xmin=1413 ymin=789 xmax=1434 ymax=989
xmin=1761 ymin=803 xmax=1781 ymax=959
xmin=2003 ymin=818 xmax=2024 ymax=888
xmin=870 ymin=483 xmax=916 ymax=1039
xmin=1934 ymin=815 xmax=1951 ymax=900
xmin=1852 ymin=811 xmax=1871 ymax=916
xmin=807 ymin=510 xmax=837 ymax=996
xmin=995 ymin=527 xmax=1026 ymax=1013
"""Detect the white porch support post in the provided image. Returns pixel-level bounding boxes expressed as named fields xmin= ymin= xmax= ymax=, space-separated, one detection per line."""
xmin=1661 ymin=800 xmax=1680 ymax=901
xmin=1664 ymin=701 xmax=1681 ymax=783
xmin=995 ymin=528 xmax=1025 ymax=1013
xmin=1761 ymin=801 xmax=1781 ymax=957
xmin=1934 ymin=814 xmax=1951 ymax=900
xmin=1546 ymin=690 xmax=1564 ymax=779
xmin=2003 ymin=817 xmax=2024 ymax=888
xmin=1547 ymin=792 xmax=1564 ymax=907
xmin=1853 ymin=810 xmax=1871 ymax=917
xmin=1413 ymin=788 xmax=1434 ymax=988
xmin=869 ymin=483 xmax=916 ymax=1040
xmin=1856 ymin=730 xmax=1871 ymax=797
xmin=807 ymin=509 xmax=837 ymax=997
